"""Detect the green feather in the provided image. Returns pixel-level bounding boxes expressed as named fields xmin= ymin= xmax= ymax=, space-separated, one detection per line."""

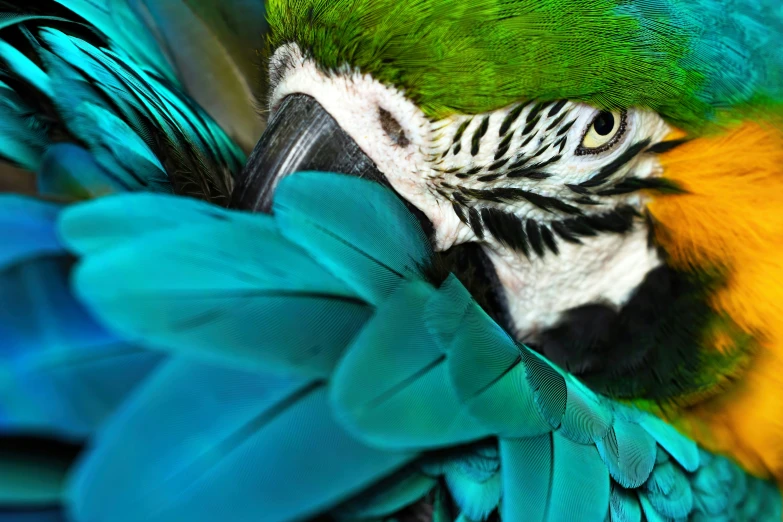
xmin=267 ymin=0 xmax=783 ymax=131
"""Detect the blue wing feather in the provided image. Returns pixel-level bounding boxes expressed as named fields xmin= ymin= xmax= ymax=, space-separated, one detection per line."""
xmin=69 ymin=359 xmax=415 ymax=522
xmin=70 ymin=207 xmax=370 ymax=377
xmin=55 ymin=173 xmax=781 ymax=521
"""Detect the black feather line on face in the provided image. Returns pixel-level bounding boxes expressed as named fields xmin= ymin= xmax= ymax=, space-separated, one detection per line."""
xmin=540 ymin=225 xmax=559 ymax=254
xmin=590 ymin=176 xmax=685 ymax=198
xmin=525 ymin=219 xmax=545 ymax=257
xmin=471 ymin=116 xmax=490 ymax=156
xmin=499 ymin=103 xmax=526 ymax=136
xmin=480 ymin=207 xmax=530 ymax=256
xmin=565 ymin=183 xmax=590 ymax=195
xmin=451 ymin=119 xmax=470 ymax=145
xmin=552 ymin=221 xmax=582 ymax=243
xmin=547 ymin=100 xmax=568 ymax=117
xmin=507 ymin=154 xmax=530 ymax=170
xmin=518 ymin=134 xmax=535 ymax=151
xmin=468 ymin=207 xmax=484 ymax=239
xmin=487 ymin=157 xmax=509 ymax=171
xmin=452 ymin=191 xmax=469 ymax=206
xmin=578 ymin=139 xmax=651 ymax=188
xmin=506 ymin=169 xmax=550 ymax=180
xmin=525 ymin=102 xmax=546 ymax=124
xmin=494 ymin=133 xmax=514 ymax=160
xmin=452 ymin=200 xmax=468 ymax=224
xmin=646 ymin=138 xmax=689 ymax=154
xmin=459 ymin=187 xmax=583 ymax=215
xmin=545 ymin=112 xmax=567 ymax=131
xmin=556 ymin=119 xmax=576 ymax=136
xmin=464 ymin=205 xmax=637 ymax=258
xmin=521 ymin=115 xmax=540 ymax=136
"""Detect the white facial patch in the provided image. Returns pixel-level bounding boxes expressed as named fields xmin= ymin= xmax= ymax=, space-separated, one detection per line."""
xmin=269 ymin=44 xmax=463 ymax=245
xmin=268 ymin=43 xmax=673 ymax=340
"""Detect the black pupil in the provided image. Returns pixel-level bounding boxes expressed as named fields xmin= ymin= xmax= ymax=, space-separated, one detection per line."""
xmin=593 ymin=112 xmax=615 ymax=136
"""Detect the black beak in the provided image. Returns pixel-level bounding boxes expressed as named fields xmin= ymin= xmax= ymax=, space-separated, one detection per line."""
xmin=231 ymin=93 xmax=389 ymax=213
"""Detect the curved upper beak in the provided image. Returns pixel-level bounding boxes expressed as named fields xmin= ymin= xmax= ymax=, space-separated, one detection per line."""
xmin=230 ymin=93 xmax=388 ymax=213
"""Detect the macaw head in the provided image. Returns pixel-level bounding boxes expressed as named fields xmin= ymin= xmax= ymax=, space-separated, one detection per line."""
xmin=234 ymin=0 xmax=783 ymax=469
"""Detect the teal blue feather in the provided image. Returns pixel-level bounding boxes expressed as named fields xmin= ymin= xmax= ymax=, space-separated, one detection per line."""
xmin=638 ymin=416 xmax=699 ymax=473
xmin=37 ymin=30 xmax=169 ymax=192
xmin=330 ymin=280 xmax=487 ymax=449
xmin=53 ymin=0 xmax=265 ymax=151
xmin=121 ymin=0 xmax=266 ymax=151
xmin=498 ymin=436 xmax=554 ymax=522
xmin=595 ymin=420 xmax=657 ymax=489
xmin=559 ymin=376 xmax=613 ymax=445
xmin=644 ymin=461 xmax=692 ymax=518
xmin=688 ymin=449 xmax=781 ymax=520
xmin=0 ymin=10 xmax=245 ymax=202
xmin=431 ymin=445 xmax=502 ymax=521
xmin=68 ymin=359 xmax=414 ymax=522
xmin=444 ymin=465 xmax=500 ymax=521
xmin=333 ymin=468 xmax=437 ymax=520
xmin=69 ymin=102 xmax=170 ymax=191
xmin=274 ymin=172 xmax=432 ymax=305
xmin=738 ymin=473 xmax=764 ymax=517
xmin=522 ymin=348 xmax=568 ymax=430
xmin=655 ymin=447 xmax=669 ymax=465
xmin=636 ymin=492 xmax=667 ymax=522
xmin=423 ymin=273 xmax=474 ymax=349
xmin=547 ymin=435 xmax=610 ymax=522
xmin=609 ymin=485 xmax=641 ymax=522
xmin=0 ymin=255 xmax=161 ymax=438
xmin=0 ymin=195 xmax=62 ymax=267
xmin=51 ymin=0 xmax=175 ymax=83
xmin=0 ymin=79 xmax=47 ymax=171
xmin=38 ymin=144 xmax=120 ymax=199
xmin=58 ymin=193 xmax=239 ymax=256
xmin=435 ymin=280 xmax=553 ymax=437
xmin=70 ymin=205 xmax=370 ymax=377
xmin=499 ymin=434 xmax=611 ymax=522
xmin=54 ymin=172 xmax=781 ymax=522
xmin=0 ymin=195 xmax=161 ymax=437
xmin=0 ymin=38 xmax=51 ymax=96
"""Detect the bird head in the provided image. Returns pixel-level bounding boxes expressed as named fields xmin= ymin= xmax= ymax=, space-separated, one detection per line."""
xmin=233 ymin=0 xmax=783 ymax=424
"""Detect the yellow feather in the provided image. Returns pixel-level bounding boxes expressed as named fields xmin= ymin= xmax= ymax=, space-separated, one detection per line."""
xmin=648 ymin=122 xmax=783 ymax=481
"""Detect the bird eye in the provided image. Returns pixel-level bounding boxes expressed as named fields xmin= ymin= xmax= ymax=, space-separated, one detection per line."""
xmin=577 ymin=110 xmax=627 ymax=155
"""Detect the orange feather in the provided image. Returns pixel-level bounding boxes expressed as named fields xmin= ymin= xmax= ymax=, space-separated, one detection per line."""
xmin=648 ymin=121 xmax=783 ymax=481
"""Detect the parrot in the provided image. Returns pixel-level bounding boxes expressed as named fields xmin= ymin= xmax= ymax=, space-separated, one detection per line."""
xmin=0 ymin=0 xmax=782 ymax=521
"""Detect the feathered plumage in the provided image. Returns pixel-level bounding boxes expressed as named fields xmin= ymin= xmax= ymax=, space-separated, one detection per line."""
xmin=0 ymin=0 xmax=782 ymax=521
xmin=266 ymin=0 xmax=783 ymax=130
xmin=29 ymin=173 xmax=783 ymax=521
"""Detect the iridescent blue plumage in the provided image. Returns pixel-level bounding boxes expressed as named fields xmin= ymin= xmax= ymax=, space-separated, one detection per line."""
xmin=0 ymin=1 xmax=781 ymax=521
xmin=0 ymin=4 xmax=247 ymax=202
xmin=0 ymin=195 xmax=162 ymax=438
xmin=50 ymin=173 xmax=780 ymax=522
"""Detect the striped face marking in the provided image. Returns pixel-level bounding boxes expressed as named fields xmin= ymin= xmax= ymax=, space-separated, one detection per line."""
xmin=423 ymin=101 xmax=670 ymax=257
xmin=269 ymin=44 xmax=675 ymax=338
